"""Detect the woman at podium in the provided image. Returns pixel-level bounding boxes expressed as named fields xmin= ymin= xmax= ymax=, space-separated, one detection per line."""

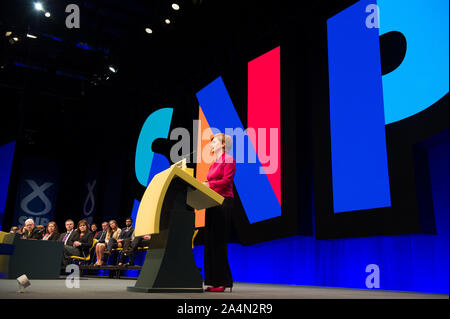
xmin=203 ymin=133 xmax=236 ymax=292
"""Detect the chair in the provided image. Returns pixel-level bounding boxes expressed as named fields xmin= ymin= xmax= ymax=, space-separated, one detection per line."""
xmin=71 ymin=238 xmax=97 ymax=266
xmin=109 ymin=246 xmax=123 ymax=265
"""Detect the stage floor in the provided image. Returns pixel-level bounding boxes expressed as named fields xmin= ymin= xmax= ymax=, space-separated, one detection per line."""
xmin=0 ymin=277 xmax=447 ymax=299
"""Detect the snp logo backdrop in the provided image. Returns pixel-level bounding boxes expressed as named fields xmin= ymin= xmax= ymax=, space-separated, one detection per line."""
xmin=13 ymin=157 xmax=61 ymax=227
xmin=132 ymin=47 xmax=283 ymax=241
xmin=312 ymin=0 xmax=448 ymax=238
xmin=129 ymin=44 xmax=292 ymax=245
xmin=327 ymin=0 xmax=448 ymax=214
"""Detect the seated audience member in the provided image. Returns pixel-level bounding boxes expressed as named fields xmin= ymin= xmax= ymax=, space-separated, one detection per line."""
xmin=118 ymin=234 xmax=151 ymax=266
xmin=59 ymin=219 xmax=80 ymax=247
xmin=91 ymin=222 xmax=109 ymax=264
xmin=62 ymin=219 xmax=94 ymax=267
xmin=105 ymin=217 xmax=134 ymax=255
xmin=9 ymin=226 xmax=19 ymax=234
xmin=94 ymin=220 xmax=121 ymax=266
xmin=41 ymin=221 xmax=60 ymax=241
xmin=21 ymin=218 xmax=43 ymax=240
xmin=95 ymin=222 xmax=109 ymax=242
xmin=90 ymin=223 xmax=98 ymax=238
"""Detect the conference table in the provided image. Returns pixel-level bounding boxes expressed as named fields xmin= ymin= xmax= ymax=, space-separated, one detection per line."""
xmin=0 ymin=232 xmax=63 ymax=279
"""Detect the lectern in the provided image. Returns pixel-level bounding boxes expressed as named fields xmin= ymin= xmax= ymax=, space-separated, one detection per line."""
xmin=127 ymin=162 xmax=224 ymax=293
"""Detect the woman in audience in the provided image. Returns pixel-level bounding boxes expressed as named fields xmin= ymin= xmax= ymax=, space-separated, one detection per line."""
xmin=62 ymin=219 xmax=94 ymax=267
xmin=42 ymin=221 xmax=60 ymax=241
xmin=94 ymin=220 xmax=121 ymax=266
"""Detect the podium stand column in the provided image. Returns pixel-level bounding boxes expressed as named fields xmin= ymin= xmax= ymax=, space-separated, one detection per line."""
xmin=128 ymin=178 xmax=203 ymax=293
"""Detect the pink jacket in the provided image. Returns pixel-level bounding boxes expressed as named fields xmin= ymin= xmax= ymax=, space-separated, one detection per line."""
xmin=206 ymin=153 xmax=236 ymax=198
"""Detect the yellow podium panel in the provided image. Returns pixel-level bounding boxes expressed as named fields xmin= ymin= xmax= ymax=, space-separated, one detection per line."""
xmin=135 ymin=164 xmax=224 ymax=237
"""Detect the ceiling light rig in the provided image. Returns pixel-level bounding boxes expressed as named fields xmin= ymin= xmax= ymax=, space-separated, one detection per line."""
xmin=5 ymin=32 xmax=20 ymax=44
xmin=172 ymin=3 xmax=180 ymax=10
xmin=34 ymin=2 xmax=51 ymax=18
xmin=90 ymin=58 xmax=119 ymax=87
xmin=34 ymin=2 xmax=44 ymax=11
xmin=108 ymin=65 xmax=118 ymax=73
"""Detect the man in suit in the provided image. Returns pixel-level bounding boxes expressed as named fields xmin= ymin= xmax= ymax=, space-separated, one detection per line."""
xmin=117 ymin=217 xmax=134 ymax=247
xmin=21 ymin=218 xmax=43 ymax=240
xmin=59 ymin=219 xmax=80 ymax=246
xmin=94 ymin=222 xmax=109 ymax=242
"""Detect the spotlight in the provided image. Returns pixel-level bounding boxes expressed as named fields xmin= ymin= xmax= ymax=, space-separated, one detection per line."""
xmin=108 ymin=65 xmax=117 ymax=73
xmin=17 ymin=274 xmax=31 ymax=293
xmin=145 ymin=27 xmax=153 ymax=34
xmin=12 ymin=37 xmax=19 ymax=42
xmin=34 ymin=2 xmax=44 ymax=11
xmin=26 ymin=34 xmax=37 ymax=39
xmin=45 ymin=12 xmax=51 ymax=18
xmin=172 ymin=3 xmax=180 ymax=10
xmin=165 ymin=19 xmax=171 ymax=24
xmin=5 ymin=31 xmax=12 ymax=37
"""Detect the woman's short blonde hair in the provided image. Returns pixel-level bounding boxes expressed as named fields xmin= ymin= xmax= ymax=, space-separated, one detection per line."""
xmin=211 ymin=133 xmax=232 ymax=153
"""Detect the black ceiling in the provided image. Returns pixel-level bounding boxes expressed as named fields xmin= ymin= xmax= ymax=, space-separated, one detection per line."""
xmin=0 ymin=0 xmax=201 ymax=92
xmin=0 ymin=0 xmax=356 ymax=93
xmin=0 ymin=0 xmax=357 ymax=148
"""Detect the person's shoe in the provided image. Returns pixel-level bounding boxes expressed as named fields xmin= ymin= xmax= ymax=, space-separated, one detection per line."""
xmin=209 ymin=286 xmax=232 ymax=292
xmin=124 ymin=261 xmax=134 ymax=267
xmin=118 ymin=262 xmax=123 ymax=266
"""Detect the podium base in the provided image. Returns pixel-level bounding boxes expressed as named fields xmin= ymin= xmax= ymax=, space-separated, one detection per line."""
xmin=127 ymin=286 xmax=204 ymax=293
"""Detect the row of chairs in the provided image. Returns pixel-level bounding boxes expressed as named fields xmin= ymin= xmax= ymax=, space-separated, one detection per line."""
xmin=69 ymin=229 xmax=199 ymax=275
xmin=70 ymin=239 xmax=150 ymax=265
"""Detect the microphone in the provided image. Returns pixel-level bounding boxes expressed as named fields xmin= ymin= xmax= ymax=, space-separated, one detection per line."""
xmin=174 ymin=150 xmax=197 ymax=169
xmin=179 ymin=149 xmax=197 ymax=161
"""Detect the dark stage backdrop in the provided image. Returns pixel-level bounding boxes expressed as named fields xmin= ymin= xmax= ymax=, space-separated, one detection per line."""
xmin=1 ymin=0 xmax=448 ymax=253
xmin=123 ymin=2 xmax=311 ymax=246
xmin=123 ymin=0 xmax=448 ymax=245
